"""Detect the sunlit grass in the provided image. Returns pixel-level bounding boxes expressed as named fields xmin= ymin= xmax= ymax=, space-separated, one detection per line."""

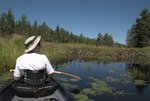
xmin=0 ymin=35 xmax=150 ymax=72
xmin=0 ymin=36 xmax=24 ymax=71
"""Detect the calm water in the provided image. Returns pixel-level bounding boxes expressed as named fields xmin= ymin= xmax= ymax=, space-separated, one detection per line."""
xmin=54 ymin=60 xmax=150 ymax=101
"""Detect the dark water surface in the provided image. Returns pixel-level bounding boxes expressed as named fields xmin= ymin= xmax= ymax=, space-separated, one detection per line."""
xmin=54 ymin=60 xmax=150 ymax=101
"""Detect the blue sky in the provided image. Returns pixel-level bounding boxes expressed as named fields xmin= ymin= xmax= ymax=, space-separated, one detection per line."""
xmin=0 ymin=0 xmax=150 ymax=44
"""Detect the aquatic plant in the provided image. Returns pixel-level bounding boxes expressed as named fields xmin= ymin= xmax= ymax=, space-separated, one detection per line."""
xmin=88 ymin=77 xmax=114 ymax=95
xmin=56 ymin=77 xmax=79 ymax=89
xmin=106 ymin=76 xmax=131 ymax=84
xmin=82 ymin=88 xmax=96 ymax=95
xmin=73 ymin=94 xmax=94 ymax=101
xmin=120 ymin=72 xmax=133 ymax=78
xmin=62 ymin=82 xmax=77 ymax=89
xmin=106 ymin=77 xmax=121 ymax=83
xmin=134 ymin=79 xmax=146 ymax=86
xmin=81 ymin=76 xmax=133 ymax=96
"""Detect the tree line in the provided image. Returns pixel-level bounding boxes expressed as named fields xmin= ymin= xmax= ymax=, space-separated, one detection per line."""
xmin=126 ymin=9 xmax=150 ymax=48
xmin=0 ymin=9 xmax=124 ymax=47
xmin=97 ymin=33 xmax=114 ymax=46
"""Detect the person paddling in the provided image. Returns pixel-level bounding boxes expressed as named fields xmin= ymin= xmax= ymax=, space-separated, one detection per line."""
xmin=13 ymin=35 xmax=54 ymax=81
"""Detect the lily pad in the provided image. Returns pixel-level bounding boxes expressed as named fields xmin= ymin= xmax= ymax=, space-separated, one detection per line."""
xmin=62 ymin=82 xmax=77 ymax=89
xmin=75 ymin=94 xmax=88 ymax=101
xmin=73 ymin=93 xmax=94 ymax=101
xmin=113 ymin=90 xmax=124 ymax=95
xmin=120 ymin=72 xmax=133 ymax=78
xmin=134 ymin=79 xmax=146 ymax=86
xmin=106 ymin=77 xmax=121 ymax=83
xmin=86 ymin=77 xmax=133 ymax=96
xmin=82 ymin=88 xmax=96 ymax=95
xmin=88 ymin=77 xmax=114 ymax=95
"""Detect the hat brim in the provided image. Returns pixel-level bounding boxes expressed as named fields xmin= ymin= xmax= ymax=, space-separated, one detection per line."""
xmin=25 ymin=36 xmax=41 ymax=53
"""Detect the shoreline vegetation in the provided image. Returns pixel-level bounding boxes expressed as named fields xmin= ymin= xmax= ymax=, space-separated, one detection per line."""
xmin=0 ymin=35 xmax=150 ymax=83
xmin=0 ymin=35 xmax=150 ymax=72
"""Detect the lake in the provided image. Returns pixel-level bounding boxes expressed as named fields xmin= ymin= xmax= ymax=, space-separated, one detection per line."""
xmin=54 ymin=59 xmax=150 ymax=101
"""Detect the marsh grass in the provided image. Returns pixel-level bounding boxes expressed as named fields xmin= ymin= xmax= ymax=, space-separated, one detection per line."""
xmin=0 ymin=72 xmax=12 ymax=81
xmin=0 ymin=36 xmax=150 ymax=72
xmin=139 ymin=47 xmax=150 ymax=56
xmin=0 ymin=36 xmax=24 ymax=72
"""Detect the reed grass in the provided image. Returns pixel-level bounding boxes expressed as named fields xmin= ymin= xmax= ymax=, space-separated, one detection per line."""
xmin=0 ymin=35 xmax=150 ymax=72
xmin=0 ymin=36 xmax=24 ymax=72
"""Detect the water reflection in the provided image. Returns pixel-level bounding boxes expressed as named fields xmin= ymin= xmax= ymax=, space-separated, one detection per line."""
xmin=54 ymin=59 xmax=150 ymax=101
xmin=126 ymin=63 xmax=150 ymax=93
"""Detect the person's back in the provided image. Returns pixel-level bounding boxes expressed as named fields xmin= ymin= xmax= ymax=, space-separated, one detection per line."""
xmin=17 ymin=53 xmax=49 ymax=70
xmin=14 ymin=36 xmax=54 ymax=81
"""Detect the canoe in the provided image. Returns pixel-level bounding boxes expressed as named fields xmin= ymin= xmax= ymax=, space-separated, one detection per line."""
xmin=0 ymin=78 xmax=76 ymax=101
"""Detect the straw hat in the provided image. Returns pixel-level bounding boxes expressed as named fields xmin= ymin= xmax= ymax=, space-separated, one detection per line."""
xmin=24 ymin=36 xmax=41 ymax=53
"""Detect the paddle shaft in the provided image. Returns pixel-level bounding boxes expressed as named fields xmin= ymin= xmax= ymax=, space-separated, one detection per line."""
xmin=10 ymin=69 xmax=81 ymax=80
xmin=54 ymin=71 xmax=81 ymax=80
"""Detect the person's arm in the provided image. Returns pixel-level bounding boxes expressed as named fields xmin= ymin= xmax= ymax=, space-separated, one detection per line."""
xmin=14 ymin=76 xmax=20 ymax=81
xmin=48 ymin=73 xmax=54 ymax=78
xmin=14 ymin=60 xmax=21 ymax=81
xmin=44 ymin=56 xmax=55 ymax=78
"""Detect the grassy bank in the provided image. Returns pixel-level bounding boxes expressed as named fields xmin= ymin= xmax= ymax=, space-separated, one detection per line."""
xmin=0 ymin=36 xmax=150 ymax=73
xmin=0 ymin=36 xmax=24 ymax=72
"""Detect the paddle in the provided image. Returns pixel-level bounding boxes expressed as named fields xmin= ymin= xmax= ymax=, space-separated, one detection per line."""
xmin=10 ymin=69 xmax=81 ymax=80
xmin=54 ymin=71 xmax=81 ymax=80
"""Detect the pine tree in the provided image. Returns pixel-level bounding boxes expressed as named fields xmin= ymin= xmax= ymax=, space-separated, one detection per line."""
xmin=127 ymin=9 xmax=150 ymax=47
xmin=0 ymin=9 xmax=15 ymax=37
xmin=6 ymin=9 xmax=15 ymax=35
xmin=30 ymin=20 xmax=39 ymax=36
xmin=97 ymin=33 xmax=103 ymax=45
xmin=126 ymin=24 xmax=137 ymax=47
xmin=39 ymin=22 xmax=53 ymax=41
xmin=0 ymin=13 xmax=7 ymax=37
xmin=19 ymin=14 xmax=30 ymax=35
xmin=97 ymin=33 xmax=114 ymax=46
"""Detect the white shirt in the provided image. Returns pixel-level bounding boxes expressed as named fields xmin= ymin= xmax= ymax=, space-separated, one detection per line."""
xmin=14 ymin=53 xmax=54 ymax=77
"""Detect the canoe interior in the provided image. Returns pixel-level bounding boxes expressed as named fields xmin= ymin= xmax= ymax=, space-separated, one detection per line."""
xmin=0 ymin=79 xmax=76 ymax=101
xmin=12 ymin=89 xmax=67 ymax=101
